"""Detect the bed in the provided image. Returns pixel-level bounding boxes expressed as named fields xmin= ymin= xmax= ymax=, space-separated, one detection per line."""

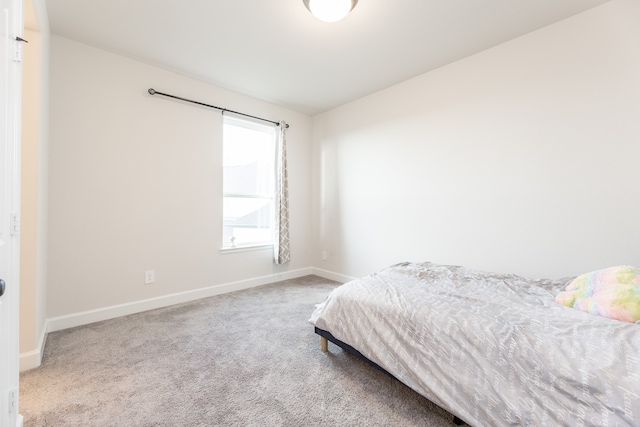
xmin=309 ymin=262 xmax=640 ymax=426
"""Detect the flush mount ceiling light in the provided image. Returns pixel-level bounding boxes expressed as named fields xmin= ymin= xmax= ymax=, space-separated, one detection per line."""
xmin=303 ymin=0 xmax=358 ymax=23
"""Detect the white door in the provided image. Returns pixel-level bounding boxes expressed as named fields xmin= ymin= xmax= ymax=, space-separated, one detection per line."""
xmin=0 ymin=0 xmax=22 ymax=426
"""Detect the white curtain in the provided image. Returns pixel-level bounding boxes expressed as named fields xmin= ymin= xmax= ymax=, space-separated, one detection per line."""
xmin=274 ymin=121 xmax=290 ymax=264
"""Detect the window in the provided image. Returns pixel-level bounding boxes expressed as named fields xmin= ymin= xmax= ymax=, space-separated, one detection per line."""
xmin=222 ymin=115 xmax=276 ymax=249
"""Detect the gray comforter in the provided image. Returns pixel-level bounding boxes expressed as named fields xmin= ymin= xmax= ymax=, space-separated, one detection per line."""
xmin=309 ymin=262 xmax=640 ymax=426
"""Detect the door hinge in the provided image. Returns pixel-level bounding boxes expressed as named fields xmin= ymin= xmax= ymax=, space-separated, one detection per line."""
xmin=8 ymin=388 xmax=17 ymax=414
xmin=10 ymin=213 xmax=19 ymax=236
xmin=13 ymin=36 xmax=27 ymax=63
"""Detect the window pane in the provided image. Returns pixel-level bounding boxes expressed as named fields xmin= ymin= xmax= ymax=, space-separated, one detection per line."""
xmin=223 ymin=197 xmax=273 ymax=247
xmin=223 ymin=197 xmax=272 ymax=226
xmin=223 ymin=123 xmax=274 ymax=195
xmin=223 ymin=161 xmax=273 ymax=195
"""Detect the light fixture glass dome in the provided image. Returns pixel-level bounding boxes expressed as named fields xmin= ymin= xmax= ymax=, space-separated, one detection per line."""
xmin=303 ymin=0 xmax=358 ymax=23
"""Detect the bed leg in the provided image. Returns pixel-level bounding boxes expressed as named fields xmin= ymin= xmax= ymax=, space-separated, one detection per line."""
xmin=453 ymin=416 xmax=464 ymax=425
xmin=321 ymin=336 xmax=328 ymax=353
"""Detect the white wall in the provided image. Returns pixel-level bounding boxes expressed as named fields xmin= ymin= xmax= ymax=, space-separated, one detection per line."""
xmin=20 ymin=0 xmax=49 ymax=371
xmin=48 ymin=36 xmax=312 ymax=319
xmin=312 ymin=0 xmax=640 ymax=280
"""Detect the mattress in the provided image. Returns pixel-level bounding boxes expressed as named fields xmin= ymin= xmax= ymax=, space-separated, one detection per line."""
xmin=309 ymin=262 xmax=640 ymax=426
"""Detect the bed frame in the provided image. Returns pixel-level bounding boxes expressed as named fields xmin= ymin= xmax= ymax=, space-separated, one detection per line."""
xmin=315 ymin=327 xmax=465 ymax=426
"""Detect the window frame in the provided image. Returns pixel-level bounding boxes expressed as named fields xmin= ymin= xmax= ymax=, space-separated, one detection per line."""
xmin=220 ymin=114 xmax=277 ymax=252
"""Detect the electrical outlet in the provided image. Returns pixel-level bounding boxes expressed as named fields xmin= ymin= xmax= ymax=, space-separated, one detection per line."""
xmin=322 ymin=250 xmax=327 ymax=261
xmin=145 ymin=270 xmax=155 ymax=284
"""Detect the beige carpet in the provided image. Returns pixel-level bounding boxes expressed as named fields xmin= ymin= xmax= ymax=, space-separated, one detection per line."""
xmin=20 ymin=275 xmax=460 ymax=426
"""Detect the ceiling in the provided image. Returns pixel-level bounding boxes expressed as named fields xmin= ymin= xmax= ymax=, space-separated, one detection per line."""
xmin=42 ymin=0 xmax=610 ymax=115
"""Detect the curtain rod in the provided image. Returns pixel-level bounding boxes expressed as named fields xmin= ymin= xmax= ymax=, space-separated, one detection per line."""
xmin=147 ymin=88 xmax=289 ymax=128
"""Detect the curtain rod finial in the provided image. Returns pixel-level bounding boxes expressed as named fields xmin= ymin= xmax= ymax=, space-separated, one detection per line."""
xmin=148 ymin=88 xmax=156 ymax=95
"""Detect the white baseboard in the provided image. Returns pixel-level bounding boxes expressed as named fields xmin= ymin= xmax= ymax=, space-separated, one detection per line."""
xmin=19 ymin=323 xmax=49 ymax=372
xmin=311 ymin=267 xmax=356 ymax=284
xmin=47 ymin=267 xmax=314 ymax=333
xmin=19 ymin=349 xmax=41 ymax=373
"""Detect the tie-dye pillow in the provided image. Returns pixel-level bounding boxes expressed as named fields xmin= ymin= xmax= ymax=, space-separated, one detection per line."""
xmin=555 ymin=266 xmax=640 ymax=323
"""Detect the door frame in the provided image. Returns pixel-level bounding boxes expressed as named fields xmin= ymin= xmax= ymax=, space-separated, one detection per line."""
xmin=0 ymin=0 xmax=23 ymax=426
